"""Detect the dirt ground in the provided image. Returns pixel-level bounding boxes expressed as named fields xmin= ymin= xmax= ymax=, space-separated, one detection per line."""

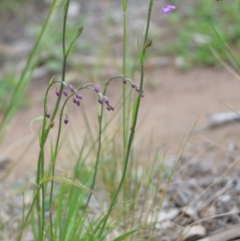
xmin=1 ymin=65 xmax=240 ymax=181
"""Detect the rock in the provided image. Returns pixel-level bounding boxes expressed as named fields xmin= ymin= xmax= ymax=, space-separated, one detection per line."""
xmin=181 ymin=225 xmax=206 ymax=241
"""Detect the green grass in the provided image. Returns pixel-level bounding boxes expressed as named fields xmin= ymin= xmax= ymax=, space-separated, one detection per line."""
xmin=1 ymin=0 xmax=240 ymax=241
xmin=11 ymin=0 xmax=159 ymax=240
xmin=159 ymin=0 xmax=240 ymax=67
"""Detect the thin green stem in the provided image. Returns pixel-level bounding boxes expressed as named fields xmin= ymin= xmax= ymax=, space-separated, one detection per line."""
xmin=98 ymin=0 xmax=154 ymax=237
xmin=84 ymin=75 xmax=123 ymax=208
xmin=122 ymin=0 xmax=128 ymax=229
xmin=16 ymin=185 xmax=42 ymax=241
xmin=122 ymin=0 xmax=128 ymax=153
xmin=49 ymin=3 xmax=70 ymax=233
xmin=49 ymin=93 xmax=70 ymax=237
xmin=36 ymin=81 xmax=54 ymax=240
xmin=84 ymin=79 xmax=110 ymax=209
xmin=35 ymin=1 xmax=71 ymax=237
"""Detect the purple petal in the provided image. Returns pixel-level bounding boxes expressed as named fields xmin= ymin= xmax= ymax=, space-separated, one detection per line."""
xmin=161 ymin=5 xmax=176 ymax=14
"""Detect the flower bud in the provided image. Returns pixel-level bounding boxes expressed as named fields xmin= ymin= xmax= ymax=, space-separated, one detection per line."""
xmin=64 ymin=118 xmax=69 ymax=124
xmin=98 ymin=99 xmax=103 ymax=105
xmin=63 ymin=89 xmax=68 ymax=97
xmin=56 ymin=89 xmax=61 ymax=97
xmin=46 ymin=113 xmax=50 ymax=118
xmin=69 ymin=84 xmax=75 ymax=92
xmin=76 ymin=93 xmax=82 ymax=99
xmin=104 ymin=97 xmax=110 ymax=104
xmin=94 ymin=85 xmax=100 ymax=92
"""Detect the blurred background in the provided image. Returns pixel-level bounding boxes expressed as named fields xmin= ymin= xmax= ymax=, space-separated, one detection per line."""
xmin=0 ymin=0 xmax=240 ymax=178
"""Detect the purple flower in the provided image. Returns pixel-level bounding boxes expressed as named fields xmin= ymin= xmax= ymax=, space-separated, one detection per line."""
xmin=123 ymin=79 xmax=127 ymax=84
xmin=73 ymin=97 xmax=77 ymax=104
xmin=131 ymin=83 xmax=136 ymax=89
xmin=46 ymin=113 xmax=50 ymax=118
xmin=56 ymin=89 xmax=61 ymax=97
xmin=69 ymin=84 xmax=75 ymax=92
xmin=107 ymin=106 xmax=111 ymax=111
xmin=98 ymin=99 xmax=103 ymax=105
xmin=94 ymin=85 xmax=100 ymax=92
xmin=76 ymin=93 xmax=82 ymax=99
xmin=161 ymin=5 xmax=176 ymax=14
xmin=63 ymin=89 xmax=68 ymax=97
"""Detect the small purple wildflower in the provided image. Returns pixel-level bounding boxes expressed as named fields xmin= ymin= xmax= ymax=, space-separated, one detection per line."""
xmin=161 ymin=5 xmax=176 ymax=14
xmin=94 ymin=85 xmax=100 ymax=92
xmin=98 ymin=99 xmax=103 ymax=105
xmin=123 ymin=79 xmax=127 ymax=84
xmin=107 ymin=106 xmax=111 ymax=111
xmin=76 ymin=93 xmax=82 ymax=99
xmin=73 ymin=97 xmax=77 ymax=104
xmin=46 ymin=113 xmax=50 ymax=118
xmin=56 ymin=89 xmax=61 ymax=97
xmin=131 ymin=83 xmax=136 ymax=89
xmin=69 ymin=84 xmax=75 ymax=92
xmin=63 ymin=89 xmax=68 ymax=97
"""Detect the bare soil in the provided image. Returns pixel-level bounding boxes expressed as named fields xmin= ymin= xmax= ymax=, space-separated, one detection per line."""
xmin=1 ymin=66 xmax=240 ymax=180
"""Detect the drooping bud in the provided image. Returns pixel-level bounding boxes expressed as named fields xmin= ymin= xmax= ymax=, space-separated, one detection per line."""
xmin=73 ymin=97 xmax=77 ymax=104
xmin=104 ymin=96 xmax=110 ymax=104
xmin=98 ymin=99 xmax=103 ymax=105
xmin=131 ymin=83 xmax=136 ymax=89
xmin=76 ymin=93 xmax=82 ymax=99
xmin=107 ymin=106 xmax=111 ymax=111
xmin=123 ymin=78 xmax=127 ymax=84
xmin=63 ymin=89 xmax=68 ymax=97
xmin=69 ymin=84 xmax=75 ymax=92
xmin=64 ymin=115 xmax=69 ymax=124
xmin=56 ymin=89 xmax=61 ymax=97
xmin=94 ymin=85 xmax=100 ymax=92
xmin=46 ymin=113 xmax=50 ymax=118
xmin=76 ymin=100 xmax=80 ymax=106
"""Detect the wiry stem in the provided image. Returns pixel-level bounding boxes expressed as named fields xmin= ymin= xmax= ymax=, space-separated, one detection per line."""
xmin=98 ymin=0 xmax=154 ymax=237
